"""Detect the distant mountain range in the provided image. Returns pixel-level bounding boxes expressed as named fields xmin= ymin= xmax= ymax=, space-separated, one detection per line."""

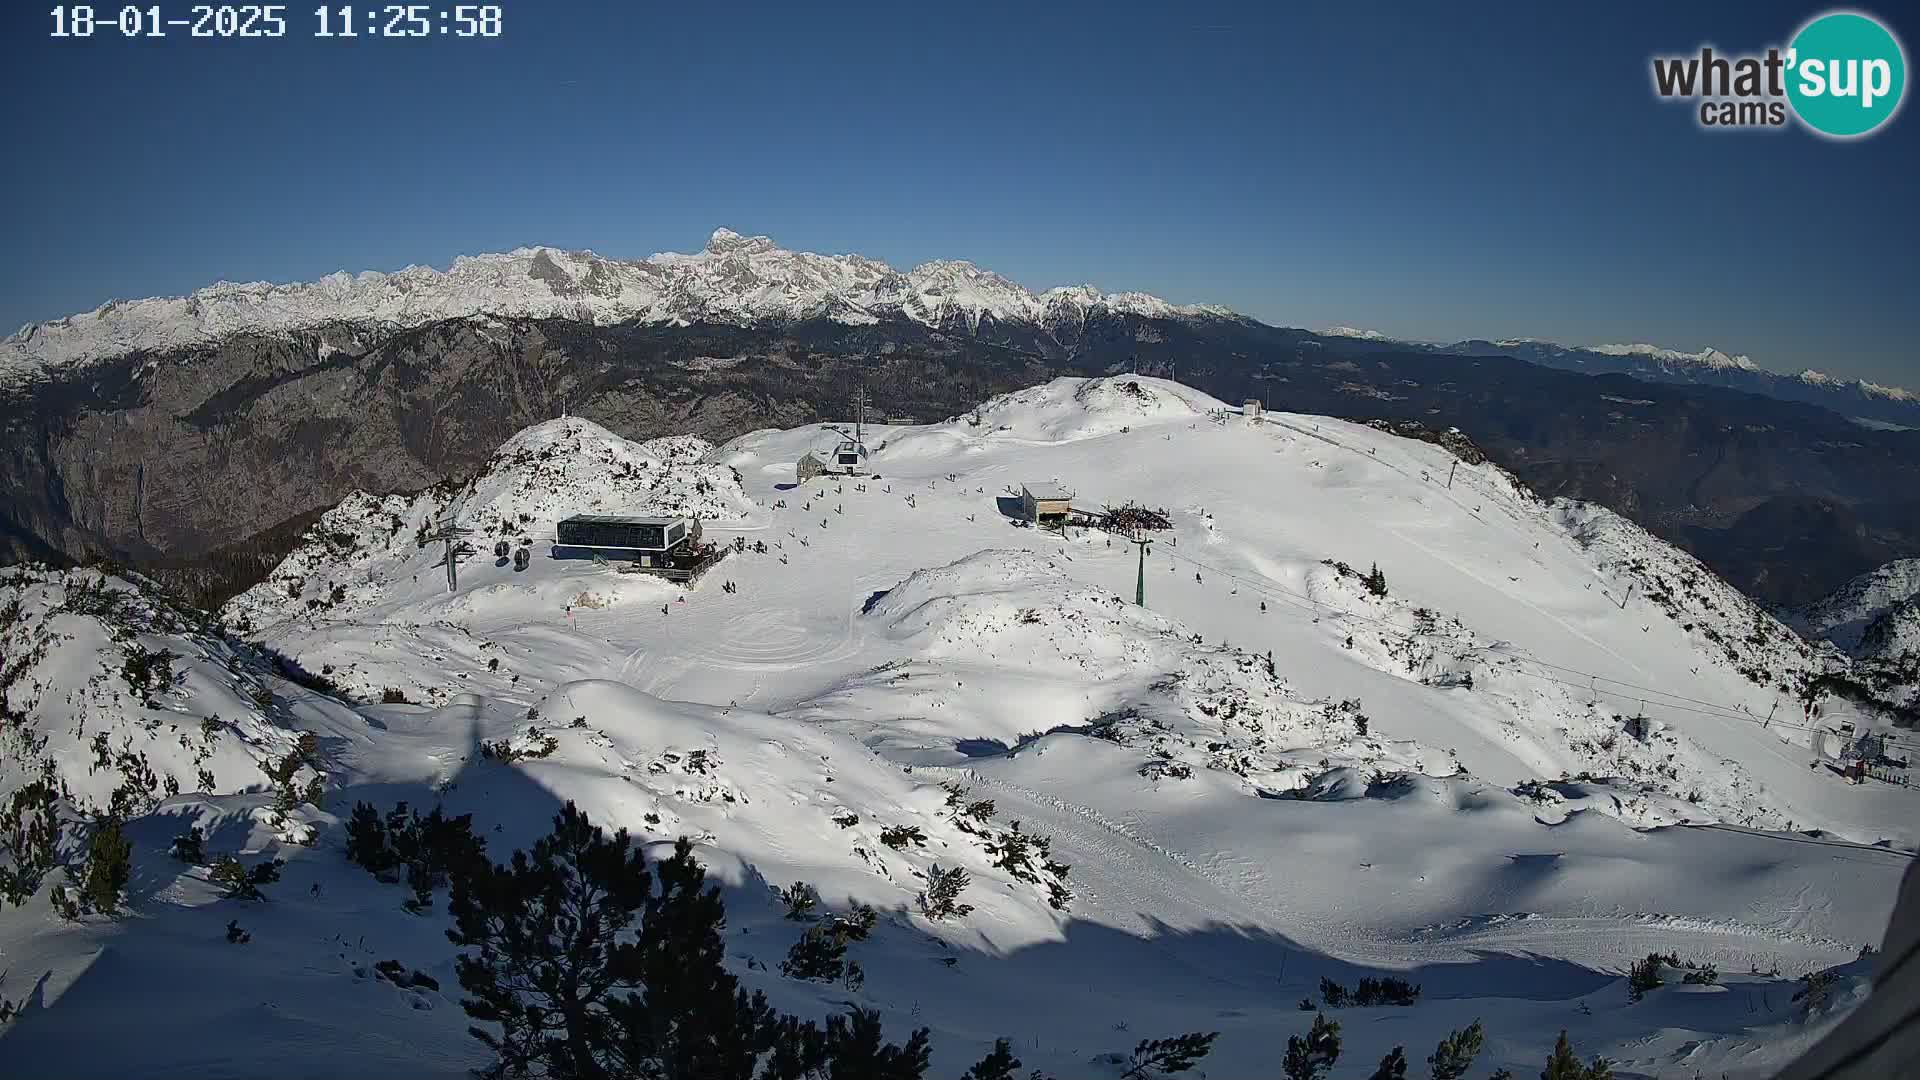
xmin=10 ymin=230 xmax=1911 ymax=425
xmin=2 ymin=229 xmax=1917 ymax=612
xmin=1318 ymin=328 xmax=1919 ymax=428
xmin=0 ymin=228 xmax=1240 ymax=386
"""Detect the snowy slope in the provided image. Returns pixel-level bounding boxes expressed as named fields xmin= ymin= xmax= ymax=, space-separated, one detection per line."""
xmin=0 ymin=567 xmax=338 ymax=815
xmin=228 ymin=375 xmax=1911 ymax=839
xmin=4 ymin=376 xmax=1916 ymax=1079
xmin=0 ymin=230 xmax=1239 ymax=386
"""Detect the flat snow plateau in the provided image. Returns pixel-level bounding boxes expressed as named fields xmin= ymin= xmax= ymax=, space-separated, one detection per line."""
xmin=2 ymin=377 xmax=1913 ymax=1079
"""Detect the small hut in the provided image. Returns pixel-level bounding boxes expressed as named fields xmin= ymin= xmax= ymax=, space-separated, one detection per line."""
xmin=1244 ymin=399 xmax=1264 ymax=421
xmin=1019 ymin=482 xmax=1075 ymax=527
xmin=797 ymin=452 xmax=829 ymax=483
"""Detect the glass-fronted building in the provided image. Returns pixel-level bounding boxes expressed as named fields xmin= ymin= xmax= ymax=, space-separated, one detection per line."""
xmin=555 ymin=515 xmax=694 ymax=553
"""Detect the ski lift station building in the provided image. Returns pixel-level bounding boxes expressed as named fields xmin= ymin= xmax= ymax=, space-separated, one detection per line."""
xmin=555 ymin=515 xmax=701 ymax=558
xmin=796 ymin=436 xmax=870 ymax=482
xmin=831 ymin=438 xmax=869 ymax=469
xmin=1019 ymin=482 xmax=1076 ymax=526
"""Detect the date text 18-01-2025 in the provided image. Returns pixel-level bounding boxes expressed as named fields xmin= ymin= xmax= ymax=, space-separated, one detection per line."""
xmin=49 ymin=5 xmax=503 ymax=38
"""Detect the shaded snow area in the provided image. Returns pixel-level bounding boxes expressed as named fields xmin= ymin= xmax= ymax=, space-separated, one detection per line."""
xmin=4 ymin=376 xmax=1916 ymax=1079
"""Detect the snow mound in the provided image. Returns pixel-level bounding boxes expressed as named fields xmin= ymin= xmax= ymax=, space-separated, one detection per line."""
xmin=961 ymin=375 xmax=1227 ymax=443
xmin=493 ymin=680 xmax=1081 ymax=946
xmin=792 ymin=550 xmax=1429 ymax=792
xmin=464 ymin=417 xmax=753 ymax=532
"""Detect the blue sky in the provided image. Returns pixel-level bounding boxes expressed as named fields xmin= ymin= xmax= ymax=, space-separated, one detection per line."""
xmin=2 ymin=1 xmax=1914 ymax=384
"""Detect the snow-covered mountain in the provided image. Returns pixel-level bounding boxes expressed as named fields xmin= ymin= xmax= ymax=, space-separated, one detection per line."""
xmin=0 ymin=229 xmax=1239 ymax=386
xmin=1319 ymin=325 xmax=1396 ymax=341
xmin=1796 ymin=559 xmax=1920 ymax=656
xmin=1796 ymin=368 xmax=1918 ymax=403
xmin=3 ymin=375 xmax=1915 ymax=1080
xmin=1587 ymin=343 xmax=1761 ymax=372
xmin=1859 ymin=598 xmax=1920 ymax=665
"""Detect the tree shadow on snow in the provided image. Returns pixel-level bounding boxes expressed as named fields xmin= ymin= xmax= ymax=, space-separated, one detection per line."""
xmin=0 ymin=711 xmax=570 ymax=1080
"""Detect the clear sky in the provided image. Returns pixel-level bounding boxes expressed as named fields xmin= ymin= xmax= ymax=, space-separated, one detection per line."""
xmin=2 ymin=1 xmax=1915 ymax=385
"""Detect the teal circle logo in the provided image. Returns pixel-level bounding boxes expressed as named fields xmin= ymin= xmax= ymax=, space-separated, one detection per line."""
xmin=1786 ymin=11 xmax=1907 ymax=137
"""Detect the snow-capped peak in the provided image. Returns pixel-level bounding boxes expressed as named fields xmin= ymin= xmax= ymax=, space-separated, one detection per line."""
xmin=1320 ymin=325 xmax=1396 ymax=341
xmin=0 ymin=231 xmax=1239 ymax=383
xmin=1796 ymin=369 xmax=1916 ymax=402
xmin=1586 ymin=343 xmax=1759 ymax=371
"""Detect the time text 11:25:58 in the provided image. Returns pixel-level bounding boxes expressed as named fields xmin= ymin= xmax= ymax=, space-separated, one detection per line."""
xmin=49 ymin=6 xmax=503 ymax=38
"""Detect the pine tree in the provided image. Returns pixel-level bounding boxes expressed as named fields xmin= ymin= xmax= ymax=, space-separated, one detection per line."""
xmin=1319 ymin=976 xmax=1349 ymax=1008
xmin=759 ymin=1008 xmax=932 ymax=1080
xmin=0 ymin=774 xmax=61 ymax=907
xmin=1539 ymin=1031 xmax=1612 ymax=1080
xmin=1368 ymin=1046 xmax=1408 ymax=1080
xmin=1427 ymin=1020 xmax=1485 ymax=1080
xmin=607 ymin=838 xmax=788 ymax=1080
xmin=1367 ymin=563 xmax=1389 ymax=598
xmin=67 ymin=816 xmax=132 ymax=918
xmin=780 ymin=880 xmax=819 ymax=920
xmin=447 ymin=802 xmax=655 ymax=1080
xmin=961 ymin=1038 xmax=1022 ymax=1080
xmin=811 ymin=1009 xmax=932 ymax=1080
xmin=210 ymin=854 xmax=282 ymax=900
xmin=1283 ymin=1013 xmax=1342 ymax=1080
xmin=780 ymin=924 xmax=848 ymax=983
xmin=169 ymin=826 xmax=205 ymax=864
xmin=345 ymin=801 xmax=394 ymax=873
xmin=447 ymin=804 xmax=928 ymax=1080
xmin=917 ymin=863 xmax=973 ymax=921
xmin=1120 ymin=1031 xmax=1218 ymax=1079
xmin=1626 ymin=953 xmax=1669 ymax=1001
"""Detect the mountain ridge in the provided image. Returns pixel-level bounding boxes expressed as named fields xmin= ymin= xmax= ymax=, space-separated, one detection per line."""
xmin=0 ymin=228 xmax=1240 ymax=385
xmin=11 ymin=229 xmax=1911 ymax=414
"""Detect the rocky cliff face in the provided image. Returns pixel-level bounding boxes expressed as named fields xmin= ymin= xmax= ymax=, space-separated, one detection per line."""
xmin=0 ymin=315 xmax=1074 ymax=573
